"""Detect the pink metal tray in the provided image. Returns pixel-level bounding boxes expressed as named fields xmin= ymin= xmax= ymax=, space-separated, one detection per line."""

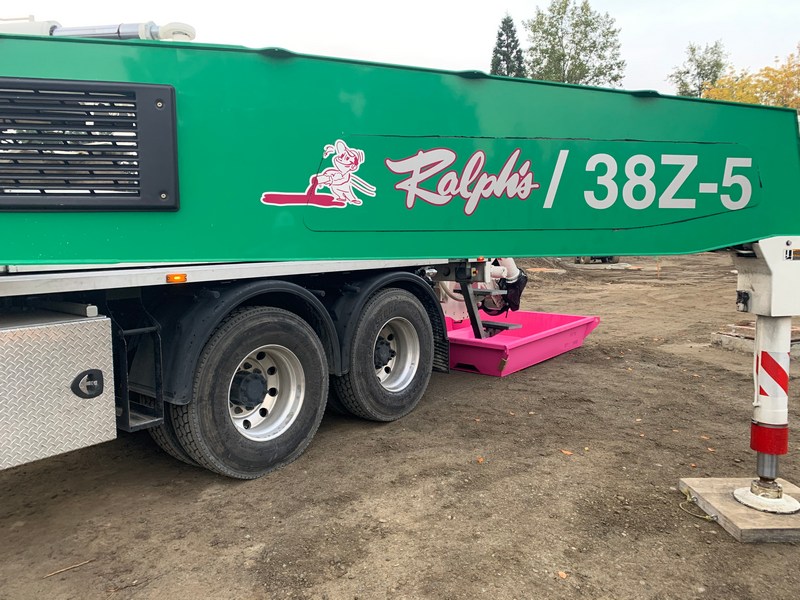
xmin=446 ymin=310 xmax=600 ymax=377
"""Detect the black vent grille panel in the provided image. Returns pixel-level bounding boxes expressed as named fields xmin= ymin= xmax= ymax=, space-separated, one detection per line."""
xmin=0 ymin=78 xmax=178 ymax=211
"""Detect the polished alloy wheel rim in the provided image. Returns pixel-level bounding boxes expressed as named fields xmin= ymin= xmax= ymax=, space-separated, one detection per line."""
xmin=228 ymin=344 xmax=304 ymax=441
xmin=373 ymin=317 xmax=420 ymax=392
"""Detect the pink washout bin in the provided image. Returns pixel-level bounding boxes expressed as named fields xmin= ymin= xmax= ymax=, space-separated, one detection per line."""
xmin=445 ymin=310 xmax=600 ymax=377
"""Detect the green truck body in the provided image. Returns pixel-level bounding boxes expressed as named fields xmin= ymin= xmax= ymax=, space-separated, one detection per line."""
xmin=1 ymin=34 xmax=799 ymax=265
xmin=3 ymin=30 xmax=800 ymax=480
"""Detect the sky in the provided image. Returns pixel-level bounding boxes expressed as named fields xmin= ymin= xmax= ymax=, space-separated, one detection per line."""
xmin=2 ymin=0 xmax=799 ymax=92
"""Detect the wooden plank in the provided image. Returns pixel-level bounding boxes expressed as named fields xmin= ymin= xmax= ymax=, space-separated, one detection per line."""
xmin=679 ymin=478 xmax=800 ymax=543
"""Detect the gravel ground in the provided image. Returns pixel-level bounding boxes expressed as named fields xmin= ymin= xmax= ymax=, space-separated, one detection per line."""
xmin=1 ymin=252 xmax=798 ymax=600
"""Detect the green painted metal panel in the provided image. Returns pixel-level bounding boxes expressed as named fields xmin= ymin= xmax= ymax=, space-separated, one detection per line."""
xmin=0 ymin=34 xmax=798 ymax=265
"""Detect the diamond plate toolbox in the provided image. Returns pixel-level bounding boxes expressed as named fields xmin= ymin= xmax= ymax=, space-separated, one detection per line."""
xmin=0 ymin=312 xmax=116 ymax=470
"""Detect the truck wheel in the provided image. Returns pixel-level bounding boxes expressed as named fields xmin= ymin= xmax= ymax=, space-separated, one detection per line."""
xmin=334 ymin=288 xmax=433 ymax=422
xmin=149 ymin=408 xmax=199 ymax=467
xmin=607 ymin=256 xmax=620 ymax=264
xmin=172 ymin=307 xmax=328 ymax=479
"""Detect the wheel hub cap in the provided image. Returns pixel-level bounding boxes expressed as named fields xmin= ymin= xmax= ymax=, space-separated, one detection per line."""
xmin=230 ymin=371 xmax=268 ymax=411
xmin=374 ymin=337 xmax=394 ymax=368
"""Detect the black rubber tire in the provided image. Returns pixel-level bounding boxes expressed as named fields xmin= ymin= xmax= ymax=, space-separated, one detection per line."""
xmin=148 ymin=408 xmax=199 ymax=467
xmin=133 ymin=391 xmax=197 ymax=466
xmin=325 ymin=378 xmax=352 ymax=416
xmin=576 ymin=256 xmax=592 ymax=264
xmin=607 ymin=256 xmax=620 ymax=264
xmin=333 ymin=288 xmax=433 ymax=422
xmin=171 ymin=307 xmax=328 ymax=479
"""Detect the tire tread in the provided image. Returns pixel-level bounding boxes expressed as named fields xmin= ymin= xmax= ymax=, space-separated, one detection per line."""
xmin=148 ymin=414 xmax=199 ymax=467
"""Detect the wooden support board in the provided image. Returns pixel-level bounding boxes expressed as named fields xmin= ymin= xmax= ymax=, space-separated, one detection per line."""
xmin=679 ymin=478 xmax=800 ymax=543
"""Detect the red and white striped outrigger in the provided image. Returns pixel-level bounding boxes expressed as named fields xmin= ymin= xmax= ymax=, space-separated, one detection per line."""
xmin=733 ymin=237 xmax=800 ymax=513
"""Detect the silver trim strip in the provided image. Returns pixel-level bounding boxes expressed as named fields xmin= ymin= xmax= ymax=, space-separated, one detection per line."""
xmin=0 ymin=259 xmax=448 ymax=297
xmin=4 ymin=262 xmax=189 ymax=274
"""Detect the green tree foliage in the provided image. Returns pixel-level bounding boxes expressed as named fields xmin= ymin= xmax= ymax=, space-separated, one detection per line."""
xmin=490 ymin=14 xmax=526 ymax=77
xmin=704 ymin=43 xmax=800 ymax=114
xmin=523 ymin=0 xmax=625 ymax=87
xmin=668 ymin=41 xmax=728 ymax=97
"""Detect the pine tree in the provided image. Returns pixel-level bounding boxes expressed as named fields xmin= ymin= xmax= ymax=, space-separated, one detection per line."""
xmin=490 ymin=15 xmax=526 ymax=78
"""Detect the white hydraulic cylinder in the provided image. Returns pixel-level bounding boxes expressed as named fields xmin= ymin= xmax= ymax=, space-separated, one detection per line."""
xmin=0 ymin=18 xmax=59 ymax=35
xmin=0 ymin=18 xmax=195 ymax=41
xmin=51 ymin=21 xmax=196 ymax=41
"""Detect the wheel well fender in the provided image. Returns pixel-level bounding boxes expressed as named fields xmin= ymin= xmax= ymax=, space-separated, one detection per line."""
xmin=134 ymin=280 xmax=340 ymax=405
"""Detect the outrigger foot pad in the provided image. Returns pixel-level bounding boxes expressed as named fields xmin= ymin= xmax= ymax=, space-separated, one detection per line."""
xmin=734 ymin=483 xmax=800 ymax=514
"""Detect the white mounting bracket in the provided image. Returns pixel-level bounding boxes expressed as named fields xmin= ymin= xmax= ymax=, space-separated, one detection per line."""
xmin=735 ymin=236 xmax=800 ymax=317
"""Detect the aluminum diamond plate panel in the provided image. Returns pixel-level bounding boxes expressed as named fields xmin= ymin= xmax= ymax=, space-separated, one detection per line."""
xmin=0 ymin=314 xmax=116 ymax=470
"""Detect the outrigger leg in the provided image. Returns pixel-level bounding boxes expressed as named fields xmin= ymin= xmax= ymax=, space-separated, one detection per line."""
xmin=733 ymin=238 xmax=800 ymax=514
xmin=680 ymin=237 xmax=800 ymax=541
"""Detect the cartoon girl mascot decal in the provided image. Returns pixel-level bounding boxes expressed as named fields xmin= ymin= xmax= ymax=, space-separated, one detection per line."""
xmin=261 ymin=139 xmax=376 ymax=208
xmin=314 ymin=140 xmax=375 ymax=205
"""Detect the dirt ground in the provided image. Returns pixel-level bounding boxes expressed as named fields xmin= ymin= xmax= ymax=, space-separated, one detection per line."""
xmin=2 ymin=253 xmax=799 ymax=600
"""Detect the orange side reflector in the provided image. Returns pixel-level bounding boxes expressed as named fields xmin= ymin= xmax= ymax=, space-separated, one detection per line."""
xmin=166 ymin=273 xmax=187 ymax=284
